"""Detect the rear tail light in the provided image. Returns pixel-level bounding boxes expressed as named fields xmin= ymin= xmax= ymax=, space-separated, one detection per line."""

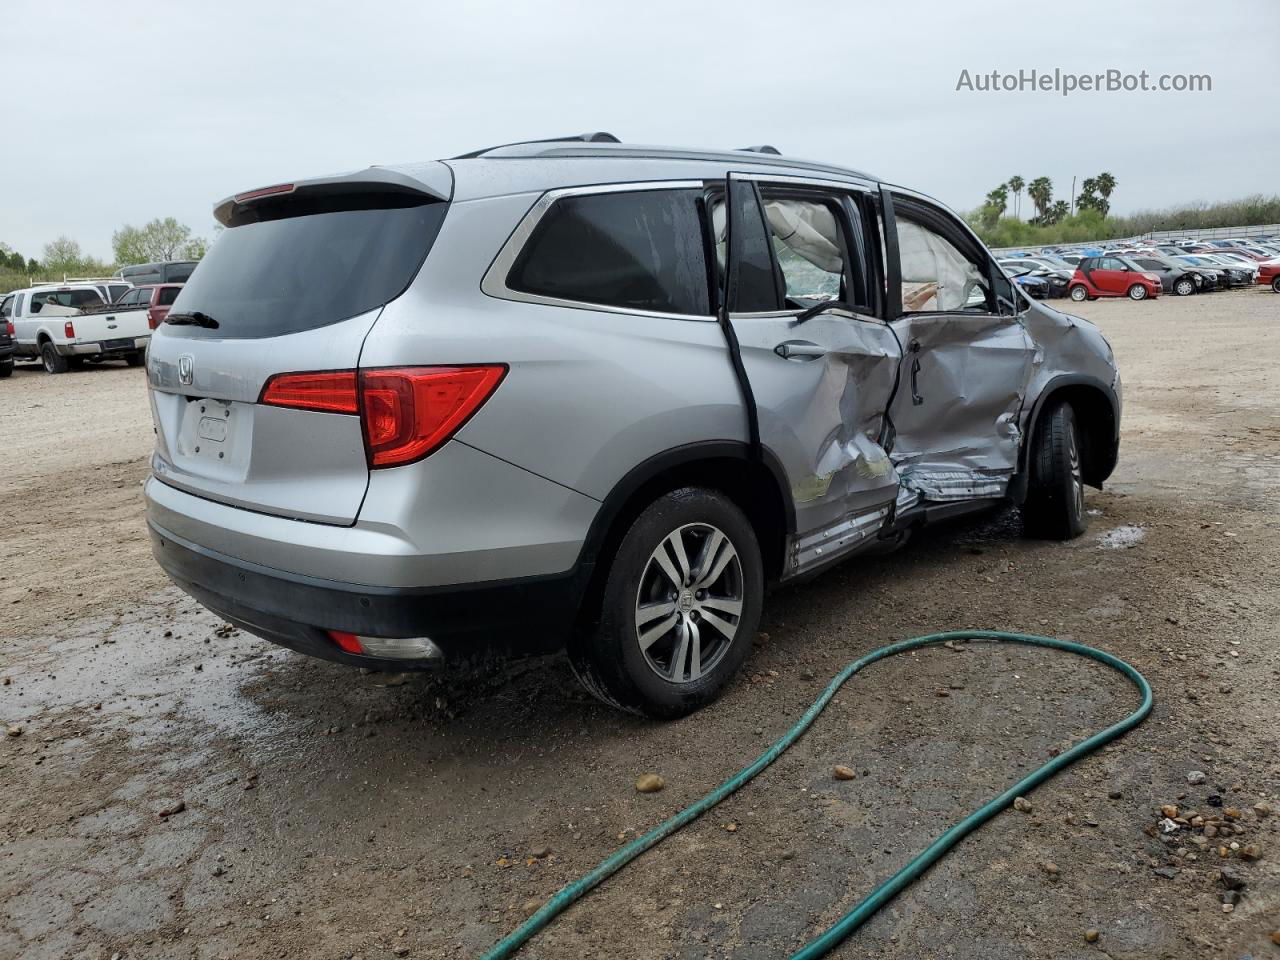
xmin=147 ymin=308 xmax=159 ymax=331
xmin=260 ymin=371 xmax=358 ymax=414
xmin=4 ymin=321 xmax=13 ymax=337
xmin=64 ymin=321 xmax=76 ymax=339
xmin=361 ymin=366 xmax=506 ymax=467
xmin=260 ymin=365 xmax=506 ymax=468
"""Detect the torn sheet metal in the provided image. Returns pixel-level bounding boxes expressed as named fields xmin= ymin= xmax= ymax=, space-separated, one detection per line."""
xmin=886 ymin=312 xmax=1034 ymax=499
xmin=788 ymin=505 xmax=892 ymax=576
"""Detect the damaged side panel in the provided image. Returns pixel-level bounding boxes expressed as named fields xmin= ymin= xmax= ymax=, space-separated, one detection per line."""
xmin=887 ymin=313 xmax=1034 ymax=500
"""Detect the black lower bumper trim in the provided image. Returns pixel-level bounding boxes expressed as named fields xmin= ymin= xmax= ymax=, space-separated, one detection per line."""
xmin=149 ymin=521 xmax=590 ymax=667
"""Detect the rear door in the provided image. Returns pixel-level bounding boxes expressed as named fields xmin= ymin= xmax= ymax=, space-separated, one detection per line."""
xmin=146 ymin=169 xmax=451 ymax=525
xmin=883 ymin=191 xmax=1034 ymax=501
xmin=720 ymin=174 xmax=901 ymax=574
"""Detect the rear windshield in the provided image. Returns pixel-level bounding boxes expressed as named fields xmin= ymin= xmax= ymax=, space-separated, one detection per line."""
xmin=164 ymin=200 xmax=447 ymax=339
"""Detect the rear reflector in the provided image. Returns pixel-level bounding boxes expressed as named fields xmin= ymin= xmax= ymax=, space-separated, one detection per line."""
xmin=328 ymin=630 xmax=365 ymax=654
xmin=259 ymin=365 xmax=506 ymax=468
xmin=361 ymin=366 xmax=506 ymax=468
xmin=326 ymin=630 xmax=441 ymax=660
xmin=260 ymin=371 xmax=359 ymax=414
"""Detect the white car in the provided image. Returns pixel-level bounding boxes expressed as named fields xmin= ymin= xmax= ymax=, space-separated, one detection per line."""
xmin=6 ymin=283 xmax=151 ymax=373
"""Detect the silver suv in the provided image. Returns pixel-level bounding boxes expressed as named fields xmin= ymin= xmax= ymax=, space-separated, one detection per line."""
xmin=145 ymin=134 xmax=1120 ymax=718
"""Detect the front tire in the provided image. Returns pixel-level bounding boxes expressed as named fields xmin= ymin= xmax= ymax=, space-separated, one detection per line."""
xmin=1068 ymin=284 xmax=1089 ymax=302
xmin=1127 ymin=283 xmax=1148 ymax=301
xmin=1174 ymin=277 xmax=1195 ymax=296
xmin=569 ymin=487 xmax=763 ymax=719
xmin=40 ymin=343 xmax=68 ymax=374
xmin=1272 ymin=276 xmax=1280 ymax=293
xmin=1023 ymin=402 xmax=1088 ymax=540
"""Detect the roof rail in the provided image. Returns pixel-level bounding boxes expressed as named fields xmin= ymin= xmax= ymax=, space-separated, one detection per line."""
xmin=738 ymin=145 xmax=781 ymax=155
xmin=32 ymin=276 xmax=121 ymax=286
xmin=453 ymin=131 xmax=620 ymax=160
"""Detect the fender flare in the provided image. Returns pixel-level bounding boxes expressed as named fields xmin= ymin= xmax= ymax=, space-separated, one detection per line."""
xmin=574 ymin=440 xmax=795 ymax=572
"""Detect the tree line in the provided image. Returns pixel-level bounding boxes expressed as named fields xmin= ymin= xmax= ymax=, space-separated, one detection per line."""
xmin=970 ymin=176 xmax=1280 ymax=249
xmin=1 ymin=218 xmax=211 ymax=292
xmin=979 ymin=172 xmax=1117 ymax=230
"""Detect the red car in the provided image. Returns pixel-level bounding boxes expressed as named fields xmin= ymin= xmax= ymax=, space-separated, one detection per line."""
xmin=115 ymin=283 xmax=184 ymax=329
xmin=1257 ymin=259 xmax=1280 ymax=293
xmin=1067 ymin=256 xmax=1163 ymax=302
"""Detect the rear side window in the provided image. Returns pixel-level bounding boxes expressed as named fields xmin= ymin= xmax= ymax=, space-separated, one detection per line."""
xmin=0 ymin=296 xmax=12 ymax=319
xmin=507 ymin=189 xmax=710 ymax=316
xmin=30 ymin=289 xmax=104 ymax=312
xmin=164 ymin=262 xmax=196 ymax=283
xmin=165 ymin=200 xmax=448 ymax=339
xmin=157 ymin=286 xmax=181 ymax=306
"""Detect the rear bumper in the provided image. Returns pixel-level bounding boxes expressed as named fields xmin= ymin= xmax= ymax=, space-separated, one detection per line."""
xmin=150 ymin=518 xmax=591 ymax=666
xmin=60 ymin=337 xmax=149 ymax=357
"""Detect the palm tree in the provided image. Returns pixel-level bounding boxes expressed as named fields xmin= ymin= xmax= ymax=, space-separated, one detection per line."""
xmin=1027 ymin=177 xmax=1053 ymax=222
xmin=1094 ymin=172 xmax=1117 ymax=216
xmin=1007 ymin=175 xmax=1025 ymax=219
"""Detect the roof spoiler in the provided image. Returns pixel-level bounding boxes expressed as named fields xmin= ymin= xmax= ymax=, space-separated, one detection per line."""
xmin=453 ymin=131 xmax=620 ymax=159
xmin=213 ymin=166 xmax=450 ymax=227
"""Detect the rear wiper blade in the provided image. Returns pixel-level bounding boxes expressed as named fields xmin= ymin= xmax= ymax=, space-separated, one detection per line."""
xmin=165 ymin=311 xmax=219 ymax=329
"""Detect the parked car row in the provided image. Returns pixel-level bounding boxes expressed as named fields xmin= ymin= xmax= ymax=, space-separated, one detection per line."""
xmin=1002 ymin=234 xmax=1280 ymax=302
xmin=0 ymin=269 xmax=189 ymax=375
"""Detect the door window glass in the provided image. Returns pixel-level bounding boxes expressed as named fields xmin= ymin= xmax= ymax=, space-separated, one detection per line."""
xmin=896 ymin=214 xmax=991 ymax=312
xmin=761 ymin=197 xmax=846 ymax=305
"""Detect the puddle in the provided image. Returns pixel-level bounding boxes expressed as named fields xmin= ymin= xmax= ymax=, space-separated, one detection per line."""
xmin=0 ymin=588 xmax=300 ymax=755
xmin=1097 ymin=525 xmax=1146 ymax=549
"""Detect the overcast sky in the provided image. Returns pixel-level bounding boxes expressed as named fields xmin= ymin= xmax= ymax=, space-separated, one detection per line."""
xmin=4 ymin=0 xmax=1278 ymax=260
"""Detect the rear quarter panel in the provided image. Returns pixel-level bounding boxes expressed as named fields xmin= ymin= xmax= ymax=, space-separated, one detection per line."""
xmin=359 ymin=193 xmax=747 ymax=501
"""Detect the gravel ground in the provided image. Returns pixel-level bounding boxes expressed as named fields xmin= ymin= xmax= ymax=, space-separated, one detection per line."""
xmin=1 ymin=288 xmax=1278 ymax=960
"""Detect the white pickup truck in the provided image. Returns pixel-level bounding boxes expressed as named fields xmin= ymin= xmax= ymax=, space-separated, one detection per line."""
xmin=8 ymin=283 xmax=151 ymax=373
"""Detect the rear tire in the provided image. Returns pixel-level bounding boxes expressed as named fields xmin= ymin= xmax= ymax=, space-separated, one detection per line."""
xmin=40 ymin=343 xmax=68 ymax=374
xmin=1272 ymin=276 xmax=1280 ymax=293
xmin=125 ymin=350 xmax=145 ymax=367
xmin=1068 ymin=284 xmax=1088 ymax=302
xmin=0 ymin=358 xmax=12 ymax=379
xmin=1023 ymin=402 xmax=1088 ymax=541
xmin=1173 ymin=277 xmax=1195 ymax=296
xmin=1127 ymin=283 xmax=1148 ymax=301
xmin=568 ymin=487 xmax=763 ymax=719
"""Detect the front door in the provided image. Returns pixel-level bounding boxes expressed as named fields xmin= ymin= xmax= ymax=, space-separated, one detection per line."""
xmin=718 ymin=174 xmax=901 ymax=577
xmin=883 ymin=192 xmax=1035 ymax=502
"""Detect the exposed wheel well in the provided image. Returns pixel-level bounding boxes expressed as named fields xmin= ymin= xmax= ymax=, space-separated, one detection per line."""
xmin=574 ymin=453 xmax=790 ymax=635
xmin=1029 ymin=384 xmax=1117 ymax=489
xmin=36 ymin=332 xmax=52 ymax=345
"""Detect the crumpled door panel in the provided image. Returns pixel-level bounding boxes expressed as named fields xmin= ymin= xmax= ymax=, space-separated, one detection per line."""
xmin=887 ymin=314 xmax=1034 ymax=501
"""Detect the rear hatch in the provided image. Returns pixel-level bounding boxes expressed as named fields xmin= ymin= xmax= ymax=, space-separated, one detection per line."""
xmin=147 ymin=166 xmax=452 ymax=525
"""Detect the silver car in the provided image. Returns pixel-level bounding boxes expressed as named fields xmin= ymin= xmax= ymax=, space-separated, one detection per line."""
xmin=145 ymin=134 xmax=1121 ymax=718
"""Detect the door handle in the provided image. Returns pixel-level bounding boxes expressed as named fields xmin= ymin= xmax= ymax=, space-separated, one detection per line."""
xmin=774 ymin=340 xmax=826 ymax=361
xmin=909 ymin=339 xmax=924 ymax=406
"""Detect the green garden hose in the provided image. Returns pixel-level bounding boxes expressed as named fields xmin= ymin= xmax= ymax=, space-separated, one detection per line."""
xmin=480 ymin=630 xmax=1154 ymax=960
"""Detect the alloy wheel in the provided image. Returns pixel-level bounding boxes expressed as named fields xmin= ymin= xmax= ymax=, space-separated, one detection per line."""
xmin=634 ymin=523 xmax=743 ymax=684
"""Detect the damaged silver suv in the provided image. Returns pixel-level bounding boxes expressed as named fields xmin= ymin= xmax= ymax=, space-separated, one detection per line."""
xmin=145 ymin=134 xmax=1120 ymax=718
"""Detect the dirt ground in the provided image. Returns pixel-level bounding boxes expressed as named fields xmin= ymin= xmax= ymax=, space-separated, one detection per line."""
xmin=2 ymin=288 xmax=1278 ymax=960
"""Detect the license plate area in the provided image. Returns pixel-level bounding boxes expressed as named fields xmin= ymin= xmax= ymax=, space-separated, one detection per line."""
xmin=176 ymin=398 xmax=242 ymax=469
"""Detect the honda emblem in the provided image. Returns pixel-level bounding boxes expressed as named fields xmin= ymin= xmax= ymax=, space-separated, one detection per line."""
xmin=178 ymin=355 xmax=194 ymax=385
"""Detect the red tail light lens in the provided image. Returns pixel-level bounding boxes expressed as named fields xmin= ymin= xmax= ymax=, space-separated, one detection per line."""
xmin=258 ymin=366 xmax=506 ymax=468
xmin=260 ymin=371 xmax=358 ymax=414
xmin=64 ymin=321 xmax=76 ymax=339
xmin=4 ymin=321 xmax=13 ymax=337
xmin=147 ymin=308 xmax=159 ymax=331
xmin=361 ymin=366 xmax=506 ymax=467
